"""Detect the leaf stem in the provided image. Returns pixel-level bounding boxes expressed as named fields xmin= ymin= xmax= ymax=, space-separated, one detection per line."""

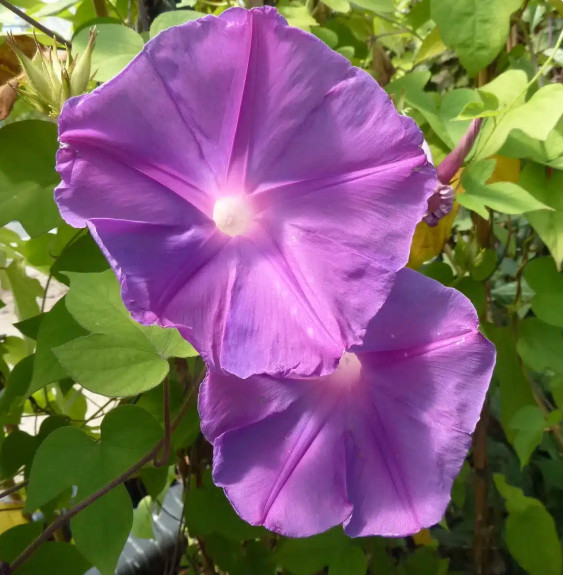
xmin=0 ymin=0 xmax=71 ymax=48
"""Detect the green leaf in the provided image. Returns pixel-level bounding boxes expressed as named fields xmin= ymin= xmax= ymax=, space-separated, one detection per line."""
xmin=132 ymin=496 xmax=155 ymax=539
xmin=403 ymin=547 xmax=449 ymax=575
xmin=494 ymin=474 xmax=562 ymax=575
xmin=311 ymin=27 xmax=339 ymax=48
xmin=277 ymin=2 xmax=318 ymax=30
xmin=501 ymin=117 xmax=563 ymax=169
xmin=63 ymin=271 xmax=195 ymax=358
xmin=323 ymin=0 xmax=350 ymax=12
xmin=550 ymin=375 xmax=563 ymax=410
xmin=0 ymin=356 xmax=33 ymax=426
xmin=55 ymin=332 xmax=170 ymax=396
xmin=459 ymin=159 xmax=551 ymax=218
xmin=477 ymin=84 xmax=563 ymax=159
xmin=471 ymin=248 xmax=497 ymax=281
xmin=54 ymin=271 xmax=196 ymax=396
xmin=483 ymin=324 xmax=535 ymax=442
xmin=51 ymin=233 xmax=110 ymax=280
xmin=0 ymin=523 xmax=91 ymax=575
xmin=25 ymin=405 xmax=162 ymax=575
xmin=0 ymin=429 xmax=36 ymax=479
xmin=524 ymin=257 xmax=563 ymax=325
xmin=149 ymin=10 xmax=206 ymax=39
xmin=1 ymin=260 xmax=42 ymax=321
xmin=438 ymin=88 xmax=478 ymax=146
xmin=431 ymin=0 xmax=523 ymax=76
xmin=510 ymin=405 xmax=557 ymax=467
xmin=185 ymin=474 xmax=265 ymax=542
xmin=521 ymin=165 xmax=563 ymax=270
xmin=386 ymin=71 xmax=454 ymax=148
xmin=517 ymin=318 xmax=563 ymax=374
xmin=415 ymin=26 xmax=446 ymax=64
xmin=72 ymin=487 xmax=133 ymax=575
xmin=73 ymin=23 xmax=145 ymax=83
xmin=351 ymin=0 xmax=394 ymax=11
xmin=30 ymin=298 xmax=88 ymax=393
xmin=0 ymin=120 xmax=62 ymax=237
xmin=275 ymin=529 xmax=366 ymax=575
xmin=329 ymin=544 xmax=368 ymax=575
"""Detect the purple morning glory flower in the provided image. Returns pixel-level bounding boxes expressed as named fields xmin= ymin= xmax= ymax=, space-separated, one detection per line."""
xmin=55 ymin=6 xmax=436 ymax=378
xmin=199 ymin=268 xmax=495 ymax=537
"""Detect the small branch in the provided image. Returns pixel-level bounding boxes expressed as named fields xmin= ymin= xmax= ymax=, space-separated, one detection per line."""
xmin=473 ymin=401 xmax=490 ymax=575
xmin=91 ymin=0 xmax=108 ymax=17
xmin=154 ymin=378 xmax=171 ymax=467
xmin=0 ymin=0 xmax=71 ymax=48
xmin=9 ymin=386 xmax=196 ymax=573
xmin=40 ymin=274 xmax=52 ymax=314
xmin=0 ymin=480 xmax=28 ymax=501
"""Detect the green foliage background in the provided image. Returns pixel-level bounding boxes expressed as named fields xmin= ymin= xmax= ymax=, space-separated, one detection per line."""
xmin=1 ymin=0 xmax=563 ymax=573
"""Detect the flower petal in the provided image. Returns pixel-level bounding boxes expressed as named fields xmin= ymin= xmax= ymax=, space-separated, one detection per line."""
xmin=209 ymin=377 xmax=352 ymax=537
xmin=358 ymin=267 xmax=480 ymax=353
xmin=198 ymin=371 xmax=299 ymax=444
xmin=259 ymin=164 xmax=436 ymax=351
xmin=87 ymin=217 xmax=225 ymax=326
xmin=57 ymin=9 xmax=254 ymax=215
xmin=55 ymin=146 xmax=198 ymax=228
xmin=172 ymin=233 xmax=344 ymax=377
xmin=344 ymin=270 xmax=495 ymax=536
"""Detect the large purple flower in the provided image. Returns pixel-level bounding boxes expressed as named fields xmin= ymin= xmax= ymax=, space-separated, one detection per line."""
xmin=55 ymin=6 xmax=436 ymax=378
xmin=199 ymin=269 xmax=495 ymax=537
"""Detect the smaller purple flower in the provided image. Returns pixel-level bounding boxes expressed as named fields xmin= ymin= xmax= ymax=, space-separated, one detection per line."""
xmin=199 ymin=269 xmax=495 ymax=538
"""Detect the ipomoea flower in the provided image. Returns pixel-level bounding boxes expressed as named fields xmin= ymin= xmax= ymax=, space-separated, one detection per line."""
xmin=55 ymin=7 xmax=436 ymax=378
xmin=199 ymin=268 xmax=495 ymax=537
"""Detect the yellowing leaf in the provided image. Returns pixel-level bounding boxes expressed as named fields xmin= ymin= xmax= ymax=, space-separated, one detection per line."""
xmin=0 ymin=502 xmax=27 ymax=536
xmin=408 ymin=206 xmax=458 ymax=269
xmin=413 ymin=528 xmax=433 ymax=546
xmin=488 ymin=155 xmax=520 ymax=184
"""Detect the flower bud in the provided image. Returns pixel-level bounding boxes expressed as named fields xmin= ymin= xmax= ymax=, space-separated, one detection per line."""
xmin=7 ymin=30 xmax=96 ymax=117
xmin=6 ymin=34 xmax=52 ymax=112
xmin=437 ymin=118 xmax=483 ymax=184
xmin=70 ymin=29 xmax=96 ymax=97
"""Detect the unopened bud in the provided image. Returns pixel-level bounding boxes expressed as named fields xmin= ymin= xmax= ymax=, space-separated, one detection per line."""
xmin=6 ymin=34 xmax=52 ymax=110
xmin=6 ymin=30 xmax=95 ymax=116
xmin=70 ymin=28 xmax=97 ymax=97
xmin=437 ymin=118 xmax=483 ymax=184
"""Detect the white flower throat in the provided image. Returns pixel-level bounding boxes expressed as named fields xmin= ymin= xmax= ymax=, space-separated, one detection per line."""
xmin=213 ymin=196 xmax=252 ymax=237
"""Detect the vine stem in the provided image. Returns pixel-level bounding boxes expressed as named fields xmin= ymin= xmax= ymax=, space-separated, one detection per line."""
xmin=0 ymin=0 xmax=71 ymax=48
xmin=473 ymin=401 xmax=490 ymax=575
xmin=154 ymin=378 xmax=171 ymax=467
xmin=91 ymin=0 xmax=108 ymax=18
xmin=9 ymin=381 xmax=198 ymax=573
xmin=0 ymin=480 xmax=28 ymax=501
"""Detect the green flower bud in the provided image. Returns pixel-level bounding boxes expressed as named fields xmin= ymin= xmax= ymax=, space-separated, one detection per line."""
xmin=70 ymin=28 xmax=96 ymax=97
xmin=6 ymin=34 xmax=52 ymax=108
xmin=7 ymin=30 xmax=96 ymax=117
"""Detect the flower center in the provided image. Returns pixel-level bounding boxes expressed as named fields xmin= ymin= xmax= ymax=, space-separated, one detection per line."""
xmin=330 ymin=352 xmax=362 ymax=386
xmin=213 ymin=196 xmax=252 ymax=237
